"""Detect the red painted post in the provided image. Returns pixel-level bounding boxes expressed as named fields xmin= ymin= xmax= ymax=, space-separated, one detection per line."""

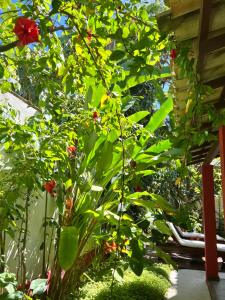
xmin=202 ymin=164 xmax=219 ymax=280
xmin=219 ymin=126 xmax=225 ymax=233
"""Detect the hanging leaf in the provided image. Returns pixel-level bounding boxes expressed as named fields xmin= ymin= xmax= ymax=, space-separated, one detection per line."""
xmin=154 ymin=220 xmax=171 ymax=235
xmin=109 ymin=50 xmax=126 ymax=61
xmin=150 ymin=193 xmax=174 ymax=212
xmin=58 ymin=226 xmax=78 ymax=270
xmin=145 ymin=97 xmax=173 ymax=133
xmin=129 ymin=239 xmax=144 ymax=276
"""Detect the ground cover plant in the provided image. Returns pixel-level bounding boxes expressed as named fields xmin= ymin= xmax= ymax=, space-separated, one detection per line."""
xmin=78 ymin=263 xmax=171 ymax=300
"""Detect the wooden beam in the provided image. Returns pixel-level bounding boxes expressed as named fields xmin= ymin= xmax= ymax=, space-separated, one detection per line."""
xmin=203 ymin=143 xmax=219 ymax=164
xmin=204 ymin=75 xmax=225 ymax=88
xmin=205 ymin=33 xmax=225 ymax=53
xmin=197 ymin=0 xmax=213 ymax=74
xmin=215 ymin=86 xmax=225 ymax=108
xmin=202 ymin=164 xmax=219 ymax=280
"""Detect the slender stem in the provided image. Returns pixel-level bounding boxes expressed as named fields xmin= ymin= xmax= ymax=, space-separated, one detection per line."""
xmin=42 ymin=191 xmax=48 ymax=277
xmin=0 ymin=41 xmax=18 ymax=53
xmin=0 ymin=231 xmax=5 ymax=272
xmin=110 ymin=111 xmax=126 ymax=298
xmin=60 ymin=9 xmax=109 ymax=92
xmin=21 ymin=190 xmax=30 ymax=287
xmin=16 ymin=220 xmax=23 ymax=281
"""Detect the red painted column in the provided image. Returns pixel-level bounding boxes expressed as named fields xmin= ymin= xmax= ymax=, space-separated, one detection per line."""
xmin=219 ymin=126 xmax=225 ymax=233
xmin=202 ymin=164 xmax=219 ymax=280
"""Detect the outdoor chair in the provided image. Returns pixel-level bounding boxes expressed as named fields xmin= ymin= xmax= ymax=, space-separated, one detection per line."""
xmin=174 ymin=224 xmax=225 ymax=243
xmin=159 ymin=222 xmax=225 ymax=261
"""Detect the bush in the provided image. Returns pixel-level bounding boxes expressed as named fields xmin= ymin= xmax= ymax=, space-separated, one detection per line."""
xmin=78 ymin=264 xmax=171 ymax=300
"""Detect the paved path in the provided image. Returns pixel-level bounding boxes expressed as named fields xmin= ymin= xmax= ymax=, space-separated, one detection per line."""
xmin=165 ymin=269 xmax=211 ymax=300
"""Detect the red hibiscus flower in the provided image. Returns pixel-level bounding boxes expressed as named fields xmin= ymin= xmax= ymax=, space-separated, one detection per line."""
xmin=170 ymin=49 xmax=176 ymax=60
xmin=13 ymin=17 xmax=39 ymax=46
xmin=43 ymin=180 xmax=56 ymax=194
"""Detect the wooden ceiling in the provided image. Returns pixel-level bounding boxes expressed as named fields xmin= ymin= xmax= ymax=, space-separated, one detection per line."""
xmin=157 ymin=0 xmax=225 ymax=165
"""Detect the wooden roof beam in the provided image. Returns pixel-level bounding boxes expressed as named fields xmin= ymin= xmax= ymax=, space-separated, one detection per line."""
xmin=197 ymin=0 xmax=213 ymax=74
xmin=203 ymin=142 xmax=219 ymax=164
xmin=204 ymin=75 xmax=225 ymax=88
xmin=205 ymin=33 xmax=225 ymax=53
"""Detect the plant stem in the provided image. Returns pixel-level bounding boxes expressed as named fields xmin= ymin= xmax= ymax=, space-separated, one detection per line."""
xmin=0 ymin=41 xmax=18 ymax=52
xmin=42 ymin=192 xmax=48 ymax=277
xmin=21 ymin=190 xmax=30 ymax=287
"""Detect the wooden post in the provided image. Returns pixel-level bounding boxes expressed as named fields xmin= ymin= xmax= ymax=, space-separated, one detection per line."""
xmin=219 ymin=126 xmax=225 ymax=233
xmin=202 ymin=164 xmax=219 ymax=280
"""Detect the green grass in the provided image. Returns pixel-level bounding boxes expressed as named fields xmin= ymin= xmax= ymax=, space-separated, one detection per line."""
xmin=78 ymin=263 xmax=172 ymax=300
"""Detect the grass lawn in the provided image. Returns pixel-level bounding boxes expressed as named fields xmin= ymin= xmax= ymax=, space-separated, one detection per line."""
xmin=78 ymin=263 xmax=172 ymax=300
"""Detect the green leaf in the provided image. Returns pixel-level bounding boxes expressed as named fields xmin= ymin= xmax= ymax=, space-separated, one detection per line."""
xmin=126 ymin=191 xmax=150 ymax=200
xmin=0 ymin=64 xmax=4 ymax=79
xmin=146 ymin=139 xmax=172 ymax=154
xmin=127 ymin=111 xmax=149 ymax=124
xmin=91 ymin=185 xmax=103 ymax=191
xmin=65 ymin=179 xmax=72 ymax=190
xmin=154 ymin=220 xmax=171 ymax=235
xmin=58 ymin=226 xmax=78 ymax=270
xmin=30 ymin=279 xmax=47 ymax=296
xmin=145 ymin=97 xmax=173 ymax=133
xmin=133 ymin=199 xmax=155 ymax=210
xmin=109 ymin=50 xmax=126 ymax=61
xmin=51 ymin=0 xmax=61 ymax=14
xmin=113 ymin=268 xmax=124 ymax=283
xmin=150 ymin=193 xmax=174 ymax=212
xmin=130 ymin=239 xmax=144 ymax=276
xmin=135 ymin=170 xmax=155 ymax=176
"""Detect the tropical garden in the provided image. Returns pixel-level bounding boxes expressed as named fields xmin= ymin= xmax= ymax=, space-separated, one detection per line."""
xmin=0 ymin=0 xmax=221 ymax=299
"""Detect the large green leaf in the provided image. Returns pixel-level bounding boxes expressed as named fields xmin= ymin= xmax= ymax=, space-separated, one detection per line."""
xmin=129 ymin=239 xmax=144 ymax=276
xmin=150 ymin=193 xmax=174 ymax=212
xmin=58 ymin=226 xmax=78 ymax=271
xmin=145 ymin=139 xmax=172 ymax=154
xmin=145 ymin=97 xmax=173 ymax=133
xmin=127 ymin=111 xmax=150 ymax=124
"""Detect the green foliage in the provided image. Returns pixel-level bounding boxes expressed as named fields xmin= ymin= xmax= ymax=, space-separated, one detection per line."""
xmin=0 ymin=0 xmax=177 ymax=298
xmin=58 ymin=226 xmax=78 ymax=270
xmin=78 ymin=264 xmax=171 ymax=300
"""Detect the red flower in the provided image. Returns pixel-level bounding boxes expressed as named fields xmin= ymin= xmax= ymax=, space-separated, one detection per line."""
xmin=65 ymin=198 xmax=73 ymax=210
xmin=43 ymin=180 xmax=56 ymax=194
xmin=93 ymin=111 xmax=98 ymax=122
xmin=87 ymin=30 xmax=92 ymax=43
xmin=13 ymin=17 xmax=39 ymax=46
xmin=170 ymin=49 xmax=176 ymax=60
xmin=67 ymin=145 xmax=77 ymax=154
xmin=135 ymin=185 xmax=142 ymax=192
xmin=104 ymin=241 xmax=117 ymax=254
